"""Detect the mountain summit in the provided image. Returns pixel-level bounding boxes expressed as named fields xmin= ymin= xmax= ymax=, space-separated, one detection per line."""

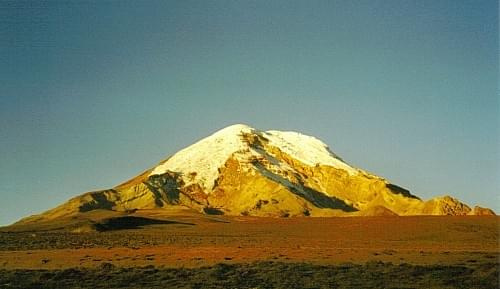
xmin=18 ymin=124 xmax=494 ymax=225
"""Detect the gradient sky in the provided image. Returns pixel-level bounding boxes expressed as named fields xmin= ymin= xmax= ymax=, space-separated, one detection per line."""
xmin=1 ymin=0 xmax=498 ymax=225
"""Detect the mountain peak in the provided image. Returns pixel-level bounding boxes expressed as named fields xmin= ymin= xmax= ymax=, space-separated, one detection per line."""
xmin=150 ymin=124 xmax=358 ymax=191
xmin=215 ymin=123 xmax=254 ymax=134
xmin=150 ymin=124 xmax=255 ymax=190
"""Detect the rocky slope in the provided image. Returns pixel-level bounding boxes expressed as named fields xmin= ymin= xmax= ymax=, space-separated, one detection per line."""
xmin=17 ymin=124 xmax=494 ymax=224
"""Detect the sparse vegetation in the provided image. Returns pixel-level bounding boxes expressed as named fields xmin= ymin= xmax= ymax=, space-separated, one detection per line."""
xmin=0 ymin=261 xmax=497 ymax=289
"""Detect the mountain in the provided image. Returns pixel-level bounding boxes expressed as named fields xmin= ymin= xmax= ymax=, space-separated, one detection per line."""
xmin=16 ymin=124 xmax=494 ymax=226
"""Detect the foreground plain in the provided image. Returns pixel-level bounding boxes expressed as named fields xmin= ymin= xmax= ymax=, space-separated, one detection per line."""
xmin=0 ymin=211 xmax=498 ymax=288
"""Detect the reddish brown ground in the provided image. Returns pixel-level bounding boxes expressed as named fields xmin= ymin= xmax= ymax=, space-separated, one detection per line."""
xmin=0 ymin=216 xmax=498 ymax=269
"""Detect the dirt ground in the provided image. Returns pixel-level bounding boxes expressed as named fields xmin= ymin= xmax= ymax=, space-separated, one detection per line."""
xmin=0 ymin=215 xmax=498 ymax=270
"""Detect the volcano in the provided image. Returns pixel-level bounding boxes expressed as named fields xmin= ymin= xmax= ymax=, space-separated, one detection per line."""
xmin=16 ymin=124 xmax=494 ymax=227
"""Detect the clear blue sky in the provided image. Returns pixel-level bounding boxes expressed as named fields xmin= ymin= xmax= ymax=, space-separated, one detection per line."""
xmin=1 ymin=0 xmax=498 ymax=225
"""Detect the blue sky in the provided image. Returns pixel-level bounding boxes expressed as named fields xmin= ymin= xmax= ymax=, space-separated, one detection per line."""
xmin=1 ymin=0 xmax=498 ymax=225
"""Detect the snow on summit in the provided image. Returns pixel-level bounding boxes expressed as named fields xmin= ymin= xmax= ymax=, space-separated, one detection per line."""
xmin=150 ymin=124 xmax=254 ymax=190
xmin=150 ymin=124 xmax=358 ymax=191
xmin=264 ymin=130 xmax=358 ymax=175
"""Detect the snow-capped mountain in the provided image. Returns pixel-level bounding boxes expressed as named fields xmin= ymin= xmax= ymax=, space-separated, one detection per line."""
xmin=18 ymin=124 xmax=494 ymax=224
xmin=151 ymin=124 xmax=358 ymax=192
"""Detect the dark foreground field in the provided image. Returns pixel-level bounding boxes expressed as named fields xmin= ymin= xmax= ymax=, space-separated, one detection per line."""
xmin=1 ymin=261 xmax=498 ymax=289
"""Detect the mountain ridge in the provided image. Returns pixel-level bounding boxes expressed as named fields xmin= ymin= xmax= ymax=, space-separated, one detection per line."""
xmin=15 ymin=124 xmax=495 ymax=226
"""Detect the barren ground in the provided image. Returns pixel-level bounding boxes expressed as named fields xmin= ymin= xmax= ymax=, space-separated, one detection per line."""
xmin=0 ymin=213 xmax=498 ymax=288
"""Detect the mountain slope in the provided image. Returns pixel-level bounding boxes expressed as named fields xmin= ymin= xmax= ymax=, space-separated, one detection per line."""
xmin=16 ymin=124 xmax=494 ymax=225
